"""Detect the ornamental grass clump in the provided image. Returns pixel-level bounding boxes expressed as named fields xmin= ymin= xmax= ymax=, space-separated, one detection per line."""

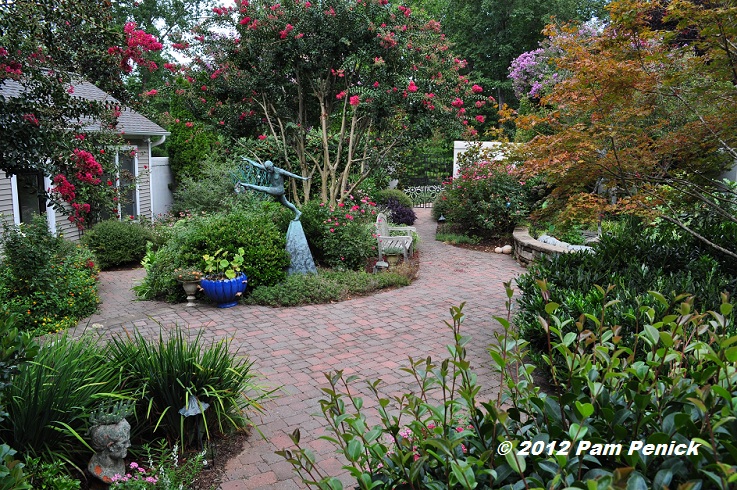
xmin=108 ymin=326 xmax=274 ymax=451
xmin=0 ymin=333 xmax=129 ymax=467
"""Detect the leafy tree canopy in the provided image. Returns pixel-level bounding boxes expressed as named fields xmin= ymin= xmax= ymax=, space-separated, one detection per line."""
xmin=408 ymin=0 xmax=610 ymax=106
xmin=171 ymin=0 xmax=492 ymax=206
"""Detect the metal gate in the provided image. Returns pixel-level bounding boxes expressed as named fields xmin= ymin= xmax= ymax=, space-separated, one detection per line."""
xmin=398 ymin=154 xmax=452 ymax=207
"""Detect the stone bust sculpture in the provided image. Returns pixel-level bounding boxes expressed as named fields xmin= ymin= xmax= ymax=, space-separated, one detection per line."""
xmin=88 ymin=418 xmax=131 ymax=483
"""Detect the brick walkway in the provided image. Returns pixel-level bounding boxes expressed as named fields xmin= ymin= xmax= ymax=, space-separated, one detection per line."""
xmin=73 ymin=207 xmax=524 ymax=489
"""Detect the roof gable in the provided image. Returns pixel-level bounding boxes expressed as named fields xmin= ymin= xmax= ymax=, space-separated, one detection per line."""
xmin=0 ymin=77 xmax=169 ymax=137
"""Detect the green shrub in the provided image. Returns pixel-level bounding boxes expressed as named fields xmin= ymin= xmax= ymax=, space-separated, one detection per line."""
xmin=435 ymin=233 xmax=481 ymax=245
xmin=0 ymin=445 xmax=30 ymax=490
xmin=81 ymin=219 xmax=154 ymax=269
xmin=440 ymin=160 xmax=537 ymax=238
xmin=24 ymin=458 xmax=80 ymax=490
xmin=431 ymin=190 xmax=450 ymax=221
xmin=374 ymin=189 xmax=413 ymax=209
xmin=280 ymin=291 xmax=737 ymax=489
xmin=247 ymin=268 xmax=412 ymax=307
xmin=170 ymin=150 xmax=262 ymax=216
xmin=134 ymin=205 xmax=291 ymax=302
xmin=301 ymin=197 xmax=377 ymax=271
xmin=0 ymin=334 xmax=128 ymax=466
xmin=516 ymin=218 xmax=737 ymax=367
xmin=0 ymin=217 xmax=99 ymax=334
xmin=108 ymin=327 xmax=273 ymax=451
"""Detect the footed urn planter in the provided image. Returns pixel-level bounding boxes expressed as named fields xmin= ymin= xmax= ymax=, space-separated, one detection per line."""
xmin=200 ymin=273 xmax=248 ymax=308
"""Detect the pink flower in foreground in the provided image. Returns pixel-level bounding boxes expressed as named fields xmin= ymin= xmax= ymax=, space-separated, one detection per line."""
xmin=475 ymin=115 xmax=485 ymax=123
xmin=471 ymin=84 xmax=483 ymax=93
xmin=258 ymin=134 xmax=267 ymax=140
xmin=349 ymin=95 xmax=360 ymax=106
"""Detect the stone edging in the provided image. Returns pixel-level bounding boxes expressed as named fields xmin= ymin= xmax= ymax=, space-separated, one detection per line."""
xmin=512 ymin=227 xmax=570 ymax=267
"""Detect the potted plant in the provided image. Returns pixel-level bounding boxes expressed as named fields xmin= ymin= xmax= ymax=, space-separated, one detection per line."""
xmin=172 ymin=268 xmax=203 ymax=307
xmin=382 ymin=246 xmax=404 ymax=267
xmin=199 ymin=248 xmax=248 ymax=308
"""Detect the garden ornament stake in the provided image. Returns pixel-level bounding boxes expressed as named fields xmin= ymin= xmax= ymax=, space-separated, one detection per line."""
xmin=236 ymin=158 xmax=309 ymax=221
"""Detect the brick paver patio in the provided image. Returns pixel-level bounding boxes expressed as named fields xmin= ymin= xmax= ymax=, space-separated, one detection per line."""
xmin=73 ymin=207 xmax=524 ymax=489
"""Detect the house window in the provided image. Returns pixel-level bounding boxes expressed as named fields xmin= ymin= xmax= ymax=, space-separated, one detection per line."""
xmin=16 ymin=171 xmax=46 ymax=224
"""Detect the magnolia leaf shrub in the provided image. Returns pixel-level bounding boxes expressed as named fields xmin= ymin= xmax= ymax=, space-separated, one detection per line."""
xmin=279 ymin=286 xmax=737 ymax=489
xmin=81 ymin=219 xmax=154 ymax=269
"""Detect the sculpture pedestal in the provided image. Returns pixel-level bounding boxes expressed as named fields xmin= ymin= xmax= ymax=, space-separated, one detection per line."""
xmin=286 ymin=220 xmax=317 ymax=275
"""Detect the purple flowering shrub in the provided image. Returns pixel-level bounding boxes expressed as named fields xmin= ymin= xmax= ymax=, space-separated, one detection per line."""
xmin=383 ymin=198 xmax=417 ymax=226
xmin=509 ymin=22 xmax=602 ymax=101
xmin=508 ymin=46 xmax=561 ymax=100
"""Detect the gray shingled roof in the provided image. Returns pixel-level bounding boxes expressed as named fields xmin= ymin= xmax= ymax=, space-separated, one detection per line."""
xmin=0 ymin=77 xmax=169 ymax=137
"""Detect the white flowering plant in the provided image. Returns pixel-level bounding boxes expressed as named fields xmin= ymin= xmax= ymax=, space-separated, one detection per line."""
xmin=110 ymin=441 xmax=208 ymax=489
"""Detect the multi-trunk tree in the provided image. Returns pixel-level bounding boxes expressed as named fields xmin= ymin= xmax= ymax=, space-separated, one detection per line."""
xmin=176 ymin=0 xmax=490 ymax=206
xmin=514 ymin=0 xmax=737 ymax=258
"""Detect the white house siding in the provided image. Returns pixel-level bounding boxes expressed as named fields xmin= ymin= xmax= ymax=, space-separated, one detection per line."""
xmin=0 ymin=175 xmax=14 ymax=225
xmin=54 ymin=203 xmax=83 ymax=241
xmin=133 ymin=141 xmax=152 ymax=220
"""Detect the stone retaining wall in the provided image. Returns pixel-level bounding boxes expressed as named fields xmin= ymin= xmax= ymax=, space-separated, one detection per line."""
xmin=512 ymin=227 xmax=570 ymax=267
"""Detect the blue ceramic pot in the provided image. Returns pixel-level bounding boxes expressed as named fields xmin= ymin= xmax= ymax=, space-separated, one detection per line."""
xmin=199 ymin=273 xmax=248 ymax=308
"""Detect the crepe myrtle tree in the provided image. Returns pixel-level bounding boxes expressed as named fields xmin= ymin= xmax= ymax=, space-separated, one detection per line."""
xmin=174 ymin=0 xmax=491 ymax=206
xmin=510 ymin=0 xmax=737 ymax=260
xmin=0 ymin=0 xmax=162 ymax=228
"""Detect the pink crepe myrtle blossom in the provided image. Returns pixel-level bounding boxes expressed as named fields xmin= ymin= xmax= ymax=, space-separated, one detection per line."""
xmin=349 ymin=95 xmax=360 ymax=106
xmin=22 ymin=113 xmax=39 ymax=126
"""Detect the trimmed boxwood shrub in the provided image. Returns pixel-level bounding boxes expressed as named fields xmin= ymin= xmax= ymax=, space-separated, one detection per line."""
xmin=81 ymin=219 xmax=154 ymax=269
xmin=374 ymin=188 xmax=413 ymax=209
xmin=516 ymin=217 xmax=737 ymax=369
xmin=135 ymin=204 xmax=291 ymax=302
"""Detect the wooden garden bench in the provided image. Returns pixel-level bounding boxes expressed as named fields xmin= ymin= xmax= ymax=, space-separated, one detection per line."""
xmin=375 ymin=212 xmax=416 ymax=261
